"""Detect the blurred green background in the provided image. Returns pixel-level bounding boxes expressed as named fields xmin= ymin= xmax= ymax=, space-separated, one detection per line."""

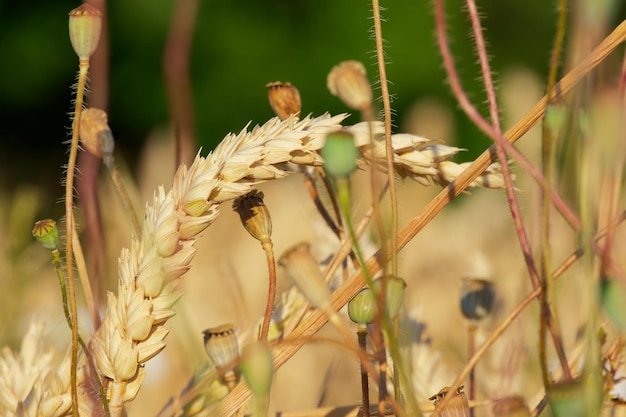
xmin=0 ymin=0 xmax=623 ymax=198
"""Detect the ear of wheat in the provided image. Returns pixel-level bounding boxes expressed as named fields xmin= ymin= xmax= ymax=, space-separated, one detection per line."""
xmin=2 ymin=112 xmax=507 ymax=417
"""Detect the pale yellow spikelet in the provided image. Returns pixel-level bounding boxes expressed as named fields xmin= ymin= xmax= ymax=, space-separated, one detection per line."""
xmin=87 ymin=111 xmax=510 ymax=417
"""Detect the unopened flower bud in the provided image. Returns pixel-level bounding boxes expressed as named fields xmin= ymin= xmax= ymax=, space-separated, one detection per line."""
xmin=239 ymin=342 xmax=274 ymax=398
xmin=266 ymin=81 xmax=301 ymax=120
xmin=203 ymin=324 xmax=239 ymax=370
xmin=348 ymin=288 xmax=376 ymax=325
xmin=279 ymin=243 xmax=332 ymax=313
xmin=232 ymin=190 xmax=272 ymax=244
xmin=429 ymin=386 xmax=470 ymax=417
xmin=80 ymin=108 xmax=115 ymax=159
xmin=327 ymin=60 xmax=372 ymax=111
xmin=321 ymin=130 xmax=359 ymax=179
xmin=32 ymin=219 xmax=59 ymax=251
xmin=460 ymin=278 xmax=495 ymax=321
xmin=373 ymin=275 xmax=406 ymax=319
xmin=69 ymin=4 xmax=102 ymax=60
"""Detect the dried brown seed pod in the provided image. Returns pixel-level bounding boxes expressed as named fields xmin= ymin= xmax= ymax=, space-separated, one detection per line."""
xmin=429 ymin=386 xmax=469 ymax=417
xmin=266 ymin=81 xmax=301 ymax=120
xmin=202 ymin=324 xmax=239 ymax=370
xmin=232 ymin=190 xmax=272 ymax=244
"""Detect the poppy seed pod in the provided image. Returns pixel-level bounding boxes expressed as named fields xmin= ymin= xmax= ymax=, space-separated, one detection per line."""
xmin=32 ymin=219 xmax=59 ymax=251
xmin=80 ymin=108 xmax=115 ymax=159
xmin=68 ymin=4 xmax=102 ymax=60
xmin=429 ymin=386 xmax=470 ymax=417
xmin=373 ymin=276 xmax=407 ymax=319
xmin=202 ymin=324 xmax=239 ymax=370
xmin=232 ymin=190 xmax=272 ymax=244
xmin=239 ymin=342 xmax=274 ymax=398
xmin=327 ymin=60 xmax=373 ymax=111
xmin=460 ymin=278 xmax=495 ymax=321
xmin=348 ymin=288 xmax=376 ymax=325
xmin=321 ymin=130 xmax=359 ymax=179
xmin=600 ymin=277 xmax=626 ymax=331
xmin=278 ymin=243 xmax=332 ymax=313
xmin=266 ymin=81 xmax=301 ymax=120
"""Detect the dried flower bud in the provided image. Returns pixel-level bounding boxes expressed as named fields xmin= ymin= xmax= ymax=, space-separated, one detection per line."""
xmin=492 ymin=396 xmax=530 ymax=417
xmin=373 ymin=275 xmax=407 ymax=319
xmin=80 ymin=108 xmax=115 ymax=160
xmin=203 ymin=324 xmax=239 ymax=370
xmin=327 ymin=60 xmax=372 ymax=111
xmin=232 ymin=190 xmax=272 ymax=244
xmin=601 ymin=277 xmax=626 ymax=331
xmin=266 ymin=81 xmax=301 ymax=120
xmin=460 ymin=278 xmax=495 ymax=321
xmin=429 ymin=386 xmax=470 ymax=417
xmin=69 ymin=4 xmax=102 ymax=60
xmin=239 ymin=342 xmax=274 ymax=398
xmin=348 ymin=288 xmax=376 ymax=325
xmin=32 ymin=219 xmax=59 ymax=251
xmin=279 ymin=243 xmax=332 ymax=313
xmin=321 ymin=130 xmax=359 ymax=178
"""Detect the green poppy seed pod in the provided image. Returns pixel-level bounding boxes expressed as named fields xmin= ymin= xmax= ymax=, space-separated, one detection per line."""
xmin=348 ymin=288 xmax=376 ymax=325
xmin=80 ymin=108 xmax=115 ymax=159
xmin=601 ymin=277 xmax=626 ymax=331
xmin=32 ymin=219 xmax=59 ymax=251
xmin=327 ymin=60 xmax=372 ymax=111
xmin=266 ymin=81 xmax=301 ymax=120
xmin=429 ymin=386 xmax=470 ymax=417
xmin=373 ymin=276 xmax=407 ymax=319
xmin=239 ymin=342 xmax=274 ymax=398
xmin=321 ymin=130 xmax=359 ymax=179
xmin=492 ymin=396 xmax=530 ymax=417
xmin=68 ymin=4 xmax=102 ymax=60
xmin=278 ymin=243 xmax=332 ymax=313
xmin=547 ymin=381 xmax=586 ymax=417
xmin=202 ymin=324 xmax=239 ymax=370
xmin=460 ymin=278 xmax=495 ymax=321
xmin=232 ymin=190 xmax=272 ymax=244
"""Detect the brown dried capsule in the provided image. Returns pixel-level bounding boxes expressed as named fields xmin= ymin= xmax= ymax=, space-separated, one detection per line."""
xmin=327 ymin=60 xmax=372 ymax=111
xmin=460 ymin=278 xmax=495 ymax=321
xmin=429 ymin=386 xmax=469 ymax=417
xmin=68 ymin=4 xmax=102 ymax=60
xmin=202 ymin=324 xmax=239 ymax=370
xmin=266 ymin=81 xmax=301 ymax=120
xmin=232 ymin=190 xmax=272 ymax=244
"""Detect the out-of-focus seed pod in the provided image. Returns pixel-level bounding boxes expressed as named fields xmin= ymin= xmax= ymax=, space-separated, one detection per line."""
xmin=32 ymin=219 xmax=59 ymax=251
xmin=601 ymin=277 xmax=626 ymax=331
xmin=80 ymin=108 xmax=115 ymax=159
xmin=278 ymin=243 xmax=332 ymax=313
xmin=239 ymin=342 xmax=274 ymax=399
xmin=373 ymin=276 xmax=407 ymax=319
xmin=348 ymin=288 xmax=376 ymax=325
xmin=266 ymin=81 xmax=301 ymax=120
xmin=492 ymin=396 xmax=530 ymax=417
xmin=68 ymin=4 xmax=102 ymax=60
xmin=232 ymin=190 xmax=272 ymax=244
xmin=203 ymin=324 xmax=240 ymax=391
xmin=327 ymin=60 xmax=372 ymax=112
xmin=460 ymin=278 xmax=495 ymax=321
xmin=429 ymin=386 xmax=470 ymax=417
xmin=321 ymin=130 xmax=359 ymax=179
xmin=203 ymin=324 xmax=239 ymax=369
xmin=547 ymin=380 xmax=586 ymax=417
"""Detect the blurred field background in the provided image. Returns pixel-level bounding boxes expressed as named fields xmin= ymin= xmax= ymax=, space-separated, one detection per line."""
xmin=1 ymin=1 xmax=626 ymax=416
